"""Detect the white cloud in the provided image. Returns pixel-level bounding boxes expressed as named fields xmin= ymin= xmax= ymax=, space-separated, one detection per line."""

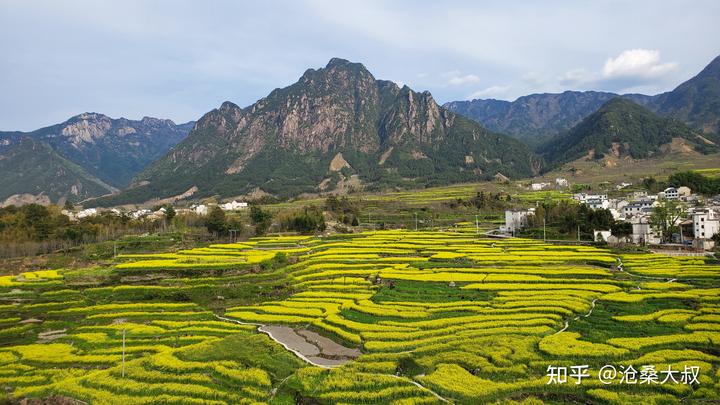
xmin=467 ymin=85 xmax=511 ymax=100
xmin=1 ymin=1 xmax=717 ymax=129
xmin=559 ymin=68 xmax=594 ymax=86
xmin=520 ymin=72 xmax=546 ymax=86
xmin=602 ymin=49 xmax=678 ymax=79
xmin=557 ymin=49 xmax=679 ymax=93
xmin=443 ymin=70 xmax=481 ymax=86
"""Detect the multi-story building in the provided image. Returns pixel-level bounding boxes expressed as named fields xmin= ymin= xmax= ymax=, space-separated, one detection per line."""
xmin=622 ymin=199 xmax=655 ymax=218
xmin=693 ymin=209 xmax=720 ymax=240
xmin=503 ymin=209 xmax=534 ymax=234
xmin=662 ymin=187 xmax=679 ymax=200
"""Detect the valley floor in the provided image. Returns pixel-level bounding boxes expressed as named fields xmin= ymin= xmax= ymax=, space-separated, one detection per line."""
xmin=1 ymin=227 xmax=719 ymax=404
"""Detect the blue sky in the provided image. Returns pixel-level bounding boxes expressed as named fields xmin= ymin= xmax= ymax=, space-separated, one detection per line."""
xmin=1 ymin=0 xmax=718 ymax=131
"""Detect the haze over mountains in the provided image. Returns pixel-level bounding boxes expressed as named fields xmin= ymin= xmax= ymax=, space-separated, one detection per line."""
xmin=1 ymin=54 xmax=719 ymax=207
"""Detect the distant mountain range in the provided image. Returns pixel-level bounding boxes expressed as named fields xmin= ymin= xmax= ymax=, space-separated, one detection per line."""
xmin=91 ymin=58 xmax=541 ymax=206
xmin=445 ymin=55 xmax=720 ymax=147
xmin=0 ymin=114 xmax=193 ymax=204
xmin=2 ymin=54 xmax=719 ymax=207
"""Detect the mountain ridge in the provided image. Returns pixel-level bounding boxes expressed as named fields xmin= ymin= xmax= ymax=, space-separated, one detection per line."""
xmin=537 ymin=97 xmax=719 ymax=166
xmin=90 ymin=58 xmax=542 ymax=207
xmin=0 ymin=113 xmax=193 ymax=204
xmin=444 ymin=54 xmax=720 ymax=145
xmin=0 ymin=133 xmax=117 ymax=205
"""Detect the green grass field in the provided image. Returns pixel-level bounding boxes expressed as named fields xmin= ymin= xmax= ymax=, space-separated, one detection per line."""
xmin=0 ymin=230 xmax=718 ymax=404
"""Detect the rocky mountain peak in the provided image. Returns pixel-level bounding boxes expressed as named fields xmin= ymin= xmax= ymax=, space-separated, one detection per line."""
xmin=73 ymin=112 xmax=111 ymax=121
xmin=140 ymin=116 xmax=175 ymax=127
xmin=96 ymin=58 xmax=541 ymax=206
xmin=61 ymin=113 xmax=113 ymax=143
xmin=219 ymin=101 xmax=241 ymax=112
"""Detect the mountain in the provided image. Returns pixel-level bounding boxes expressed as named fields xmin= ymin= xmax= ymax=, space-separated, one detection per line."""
xmin=445 ymin=54 xmax=720 ymax=145
xmin=537 ymin=98 xmax=719 ymax=166
xmin=0 ymin=133 xmax=116 ymax=205
xmin=93 ymin=58 xmax=542 ymax=206
xmin=444 ymin=91 xmax=619 ymax=146
xmin=5 ymin=113 xmax=195 ymax=187
xmin=651 ymin=54 xmax=720 ymax=134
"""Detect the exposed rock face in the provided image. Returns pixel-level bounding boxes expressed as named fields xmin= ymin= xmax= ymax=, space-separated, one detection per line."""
xmin=329 ymin=153 xmax=352 ymax=171
xmin=61 ymin=113 xmax=113 ymax=145
xmin=1 ymin=113 xmax=194 ymax=188
xmin=96 ymin=58 xmax=541 ymax=206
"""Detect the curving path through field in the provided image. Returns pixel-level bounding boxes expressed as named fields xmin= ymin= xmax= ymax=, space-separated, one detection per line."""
xmin=214 ymin=314 xmax=359 ymax=368
xmin=215 ymin=314 xmax=451 ymax=401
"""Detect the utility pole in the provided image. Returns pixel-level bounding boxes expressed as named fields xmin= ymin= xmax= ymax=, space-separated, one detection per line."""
xmin=113 ymin=242 xmax=117 ymax=259
xmin=121 ymin=329 xmax=126 ymax=378
xmin=577 ymin=224 xmax=581 ymax=242
xmin=475 ymin=215 xmax=479 ymax=234
xmin=543 ymin=218 xmax=546 ymax=242
xmin=414 ymin=212 xmax=418 ymax=231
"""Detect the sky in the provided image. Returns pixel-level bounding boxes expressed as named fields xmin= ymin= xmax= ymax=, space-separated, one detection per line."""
xmin=1 ymin=0 xmax=718 ymax=131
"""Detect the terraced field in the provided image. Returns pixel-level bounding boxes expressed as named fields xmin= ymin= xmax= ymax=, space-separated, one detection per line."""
xmin=1 ymin=230 xmax=719 ymax=404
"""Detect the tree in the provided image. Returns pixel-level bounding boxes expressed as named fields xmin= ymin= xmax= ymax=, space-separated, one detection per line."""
xmin=668 ymin=171 xmax=720 ymax=195
xmin=325 ymin=195 xmax=340 ymax=212
xmin=164 ymin=205 xmax=176 ymax=222
xmin=205 ymin=206 xmax=228 ymax=236
xmin=281 ymin=206 xmax=325 ymax=234
xmin=611 ymin=221 xmax=633 ymax=242
xmin=250 ymin=205 xmax=272 ymax=236
xmin=650 ymin=199 xmax=683 ymax=242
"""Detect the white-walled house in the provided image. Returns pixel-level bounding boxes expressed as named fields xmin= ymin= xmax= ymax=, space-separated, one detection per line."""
xmin=693 ymin=209 xmax=720 ymax=240
xmin=220 ymin=200 xmax=248 ymax=211
xmin=530 ymin=182 xmax=550 ymax=191
xmin=503 ymin=209 xmax=534 ymax=234
xmin=130 ymin=209 xmax=152 ymax=219
xmin=573 ymin=193 xmax=608 ymax=204
xmin=194 ymin=205 xmax=209 ymax=216
xmin=594 ymin=230 xmax=612 ymax=242
xmin=586 ymin=198 xmax=610 ymax=210
xmin=677 ymin=186 xmax=691 ymax=197
xmin=663 ymin=187 xmax=680 ymax=200
xmin=615 ymin=200 xmax=630 ymax=212
xmin=622 ymin=199 xmax=655 ymax=218
xmin=555 ymin=178 xmax=569 ymax=187
xmin=630 ymin=216 xmax=661 ymax=244
xmin=76 ymin=208 xmax=98 ymax=219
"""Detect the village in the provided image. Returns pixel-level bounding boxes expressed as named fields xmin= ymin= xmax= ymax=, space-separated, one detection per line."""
xmin=61 ymin=200 xmax=249 ymax=222
xmin=505 ymin=178 xmax=720 ymax=251
xmin=52 ymin=174 xmax=720 ymax=253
